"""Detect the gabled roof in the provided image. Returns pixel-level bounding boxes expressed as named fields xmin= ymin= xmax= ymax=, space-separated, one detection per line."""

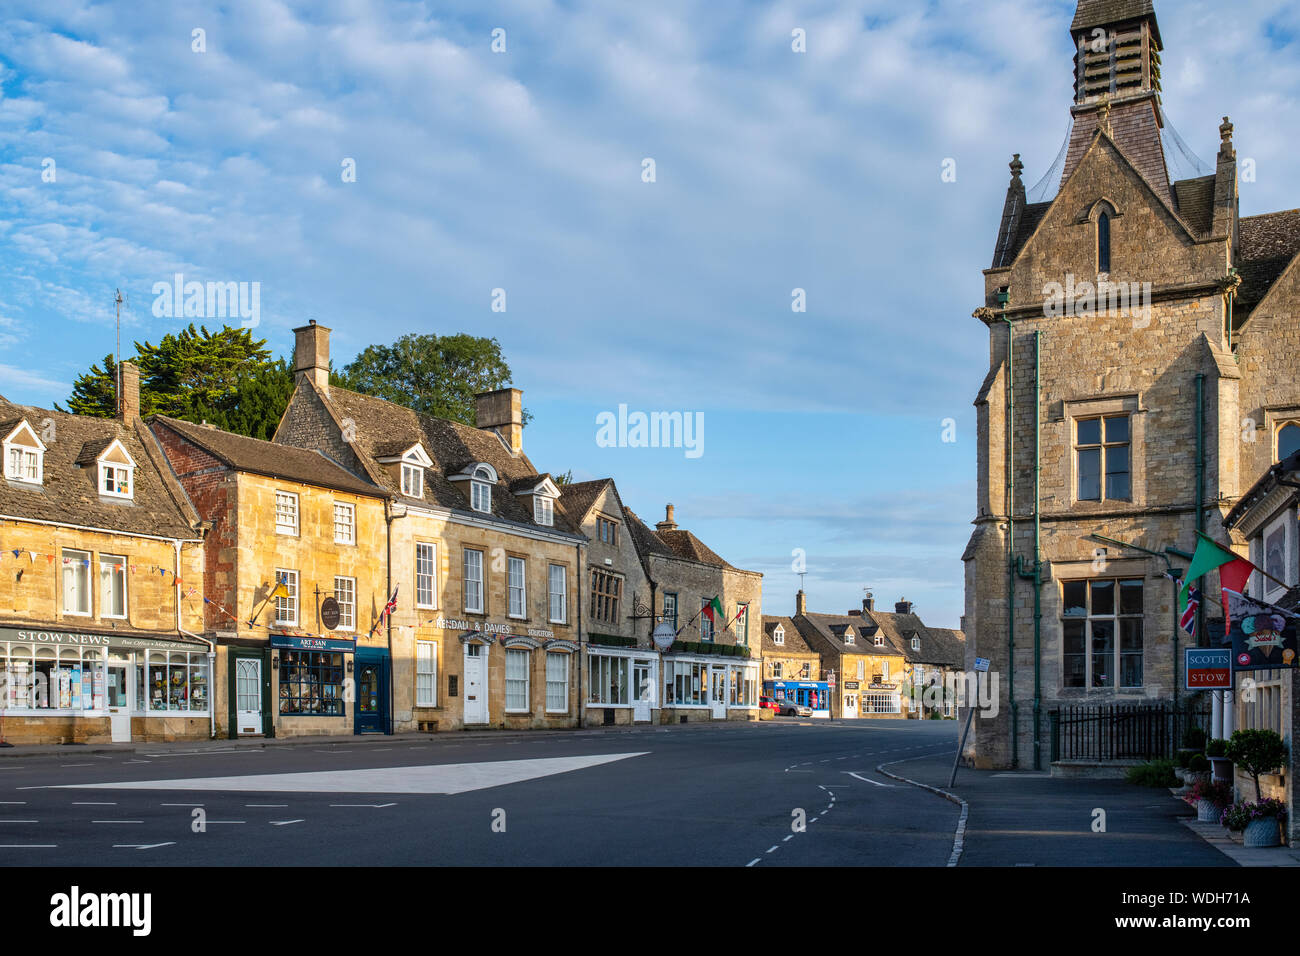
xmin=73 ymin=437 xmax=118 ymax=466
xmin=558 ymin=478 xmax=613 ymax=525
xmin=623 ymin=506 xmax=676 ymax=561
xmin=1237 ymin=209 xmax=1300 ymax=309
xmin=762 ymin=615 xmax=818 ymax=656
xmin=0 ymin=397 xmax=197 ymax=539
xmin=865 ymin=608 xmax=966 ymax=667
xmin=296 ymin=384 xmax=580 ymax=534
xmin=655 ymin=529 xmax=734 ymax=568
xmin=796 ymin=612 xmax=905 ymax=657
xmin=152 ymin=415 xmax=383 ymax=499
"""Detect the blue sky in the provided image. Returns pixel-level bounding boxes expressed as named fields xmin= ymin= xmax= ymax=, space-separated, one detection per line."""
xmin=1 ymin=0 xmax=1298 ymax=628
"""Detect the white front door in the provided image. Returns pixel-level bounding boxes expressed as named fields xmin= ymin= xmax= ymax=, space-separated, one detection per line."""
xmin=106 ymin=661 xmax=131 ymax=743
xmin=463 ymin=644 xmax=488 ymax=724
xmin=710 ymin=666 xmax=727 ymax=719
xmin=843 ymin=693 xmax=858 ymax=718
xmin=633 ymin=662 xmax=653 ymax=722
xmin=236 ymin=658 xmax=262 ymax=735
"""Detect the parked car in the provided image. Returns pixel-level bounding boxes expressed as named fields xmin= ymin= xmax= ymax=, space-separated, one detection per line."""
xmin=777 ymin=698 xmax=812 ymax=717
xmin=760 ymin=696 xmax=780 ymax=713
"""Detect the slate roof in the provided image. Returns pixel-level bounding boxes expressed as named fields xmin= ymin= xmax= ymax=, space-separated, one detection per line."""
xmin=1071 ymin=0 xmax=1155 ymax=31
xmin=308 ymin=385 xmax=581 ymax=535
xmin=762 ymin=616 xmax=818 ymax=656
xmin=656 ymin=528 xmax=735 ymax=569
xmin=558 ymin=479 xmax=612 ymax=526
xmin=993 ymin=201 xmax=1050 ymax=269
xmin=152 ymin=415 xmax=383 ymax=498
xmin=865 ymin=609 xmax=967 ymax=667
xmin=1237 ymin=209 xmax=1300 ymax=309
xmin=796 ymin=612 xmax=902 ymax=657
xmin=1171 ymin=175 xmax=1216 ymax=236
xmin=0 ymin=397 xmax=198 ymax=540
xmin=623 ymin=507 xmax=676 ymax=561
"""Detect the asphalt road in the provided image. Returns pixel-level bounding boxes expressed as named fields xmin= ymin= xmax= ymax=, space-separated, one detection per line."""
xmin=0 ymin=720 xmax=960 ymax=866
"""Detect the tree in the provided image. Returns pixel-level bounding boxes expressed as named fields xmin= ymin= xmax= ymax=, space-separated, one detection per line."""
xmin=552 ymin=470 xmax=574 ymax=486
xmin=336 ymin=332 xmax=527 ymax=426
xmin=62 ymin=324 xmax=290 ymax=438
xmin=1225 ymin=728 xmax=1287 ymax=802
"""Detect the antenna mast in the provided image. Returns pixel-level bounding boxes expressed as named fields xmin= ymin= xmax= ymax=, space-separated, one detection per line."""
xmin=114 ymin=288 xmax=124 ymax=406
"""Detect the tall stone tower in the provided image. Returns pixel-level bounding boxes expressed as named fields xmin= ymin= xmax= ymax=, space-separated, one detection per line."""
xmin=964 ymin=0 xmax=1300 ymax=769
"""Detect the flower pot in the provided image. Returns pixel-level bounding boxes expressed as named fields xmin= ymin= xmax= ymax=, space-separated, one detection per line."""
xmin=1243 ymin=817 xmax=1282 ymax=848
xmin=1174 ymin=768 xmax=1189 ymax=783
xmin=1185 ymin=771 xmax=1210 ymax=790
xmin=1197 ymin=799 xmax=1222 ymax=823
xmin=1226 ymin=828 xmax=1244 ymax=844
xmin=1208 ymin=756 xmax=1233 ymax=785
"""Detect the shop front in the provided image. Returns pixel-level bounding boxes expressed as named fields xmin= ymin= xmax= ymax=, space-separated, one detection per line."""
xmin=661 ymin=654 xmax=759 ymax=723
xmin=0 ymin=625 xmax=211 ymax=744
xmin=765 ymin=680 xmax=832 ymax=718
xmin=270 ymin=632 xmax=357 ymax=737
xmin=585 ymin=644 xmax=654 ymax=727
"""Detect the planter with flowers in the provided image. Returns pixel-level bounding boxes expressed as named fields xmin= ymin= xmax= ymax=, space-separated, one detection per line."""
xmin=1237 ymin=798 xmax=1287 ymax=848
xmin=1184 ymin=778 xmax=1233 ymax=823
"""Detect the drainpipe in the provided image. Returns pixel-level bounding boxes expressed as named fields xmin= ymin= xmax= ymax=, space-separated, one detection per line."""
xmin=174 ymin=538 xmax=216 ymax=740
xmin=998 ymin=290 xmax=1019 ymax=769
xmin=576 ymin=541 xmax=584 ymax=728
xmin=1195 ymin=373 xmax=1205 ymax=655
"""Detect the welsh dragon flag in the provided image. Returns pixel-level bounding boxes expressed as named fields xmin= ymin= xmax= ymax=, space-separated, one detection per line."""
xmin=701 ymin=596 xmax=724 ymax=623
xmin=1180 ymin=533 xmax=1258 ymax=635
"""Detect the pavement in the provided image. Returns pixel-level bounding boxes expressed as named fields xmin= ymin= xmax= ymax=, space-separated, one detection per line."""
xmin=0 ymin=719 xmax=1275 ymax=866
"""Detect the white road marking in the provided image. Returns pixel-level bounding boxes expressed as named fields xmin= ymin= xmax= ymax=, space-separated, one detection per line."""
xmin=60 ymin=763 xmax=93 ymax=768
xmin=845 ymin=771 xmax=896 ymax=788
xmin=72 ymin=802 xmax=116 ymax=805
xmin=766 ymin=845 xmax=779 ymax=853
xmin=205 ymin=820 xmax=246 ymax=824
xmin=58 ymin=752 xmax=649 ymax=795
xmin=0 ymin=820 xmax=37 ymax=824
xmin=0 ymin=801 xmax=25 ymax=805
xmin=783 ymin=834 xmax=794 ymax=842
xmin=92 ymin=820 xmax=143 ymax=824
xmin=160 ymin=803 xmax=203 ymax=807
xmin=270 ymin=819 xmax=305 ymax=826
xmin=746 ymin=858 xmax=760 ymax=867
xmin=246 ymin=804 xmax=288 ymax=807
xmin=330 ymin=803 xmax=396 ymax=808
xmin=142 ymin=749 xmax=260 ymax=756
xmin=114 ymin=843 xmax=175 ymax=850
xmin=0 ymin=843 xmax=54 ymax=847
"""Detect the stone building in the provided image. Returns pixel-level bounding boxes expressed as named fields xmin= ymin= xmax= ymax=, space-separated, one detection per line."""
xmin=963 ymin=0 xmax=1300 ymax=768
xmin=274 ymin=322 xmax=586 ymax=732
xmin=0 ymin=364 xmax=209 ymax=744
xmin=761 ymin=614 xmax=828 ymax=716
xmin=151 ymin=415 xmax=389 ymax=738
xmin=1221 ymin=452 xmax=1300 ymax=843
xmin=625 ymin=505 xmax=764 ymax=723
xmin=857 ymin=596 xmax=966 ymax=718
xmin=557 ymin=478 xmax=659 ymax=725
xmin=789 ymin=591 xmax=908 ymax=718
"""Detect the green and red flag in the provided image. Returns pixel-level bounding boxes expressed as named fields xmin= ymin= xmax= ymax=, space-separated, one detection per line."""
xmin=701 ymin=596 xmax=724 ymax=623
xmin=1180 ymin=533 xmax=1258 ymax=634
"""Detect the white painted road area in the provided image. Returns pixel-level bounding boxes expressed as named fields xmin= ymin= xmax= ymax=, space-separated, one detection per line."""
xmin=51 ymin=753 xmax=649 ymax=795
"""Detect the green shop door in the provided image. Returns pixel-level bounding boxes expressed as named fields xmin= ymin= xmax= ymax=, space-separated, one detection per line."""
xmin=354 ymin=648 xmax=390 ymax=734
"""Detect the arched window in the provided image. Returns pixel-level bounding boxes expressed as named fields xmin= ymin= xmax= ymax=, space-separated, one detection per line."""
xmin=1098 ymin=211 xmax=1112 ymax=274
xmin=1278 ymin=423 xmax=1300 ymax=461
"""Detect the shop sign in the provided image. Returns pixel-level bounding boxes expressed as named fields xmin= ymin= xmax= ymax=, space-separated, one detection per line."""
xmin=844 ymin=681 xmax=860 ymax=690
xmin=1185 ymin=648 xmax=1231 ymax=690
xmin=0 ymin=626 xmax=204 ymax=653
xmin=270 ymin=633 xmax=357 ymax=653
xmin=652 ymin=622 xmax=677 ymax=651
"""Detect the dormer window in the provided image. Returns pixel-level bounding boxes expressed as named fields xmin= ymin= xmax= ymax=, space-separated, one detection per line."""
xmin=911 ymin=636 xmax=921 ymax=652
xmin=402 ymin=463 xmax=424 ymax=498
xmin=471 ymin=465 xmax=493 ymax=513
xmin=534 ymin=495 xmax=553 ymax=526
xmin=382 ymin=444 xmax=433 ymax=500
xmin=3 ymin=420 xmax=45 ymax=485
xmin=774 ymin=626 xmax=785 ymax=646
xmin=844 ymin=629 xmax=854 ymax=646
xmin=874 ymin=635 xmax=885 ymax=648
xmin=93 ymin=438 xmax=136 ymax=500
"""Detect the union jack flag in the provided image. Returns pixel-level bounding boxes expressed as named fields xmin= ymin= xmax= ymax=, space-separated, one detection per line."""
xmin=1179 ymin=584 xmax=1199 ymax=637
xmin=370 ymin=585 xmax=399 ymax=637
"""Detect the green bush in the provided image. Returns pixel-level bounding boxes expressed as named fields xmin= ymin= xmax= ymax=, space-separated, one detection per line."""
xmin=1181 ymin=726 xmax=1208 ymax=751
xmin=1187 ymin=753 xmax=1209 ymax=772
xmin=1126 ymin=759 xmax=1179 ymax=788
xmin=1175 ymin=749 xmax=1196 ymax=769
xmin=1225 ymin=729 xmax=1287 ymax=802
xmin=1206 ymin=738 xmax=1228 ymax=758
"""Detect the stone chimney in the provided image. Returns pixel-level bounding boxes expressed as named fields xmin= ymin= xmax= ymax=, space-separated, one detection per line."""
xmin=863 ymin=591 xmax=875 ymax=613
xmin=656 ymin=503 xmax=678 ymax=532
xmin=895 ymin=599 xmax=913 ymax=615
xmin=475 ymin=388 xmax=523 ymax=455
xmin=795 ymin=590 xmax=807 ymax=616
xmin=117 ymin=360 xmax=140 ymax=421
xmin=293 ymin=320 xmax=331 ymax=394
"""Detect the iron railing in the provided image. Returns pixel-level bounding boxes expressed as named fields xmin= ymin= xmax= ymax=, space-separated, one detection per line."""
xmin=1049 ymin=701 xmax=1212 ymax=762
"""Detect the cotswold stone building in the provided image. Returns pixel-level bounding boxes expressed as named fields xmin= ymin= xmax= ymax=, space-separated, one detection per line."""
xmin=963 ymin=0 xmax=1300 ymax=768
